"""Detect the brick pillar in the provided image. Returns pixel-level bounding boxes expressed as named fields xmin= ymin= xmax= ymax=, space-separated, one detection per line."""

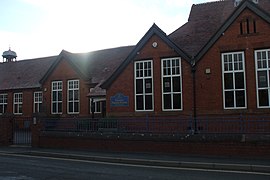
xmin=31 ymin=116 xmax=42 ymax=147
xmin=0 ymin=116 xmax=13 ymax=146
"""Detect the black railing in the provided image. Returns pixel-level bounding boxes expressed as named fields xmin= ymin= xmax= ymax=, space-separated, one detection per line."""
xmin=40 ymin=115 xmax=270 ymax=135
xmin=41 ymin=116 xmax=192 ymax=135
xmin=197 ymin=115 xmax=270 ymax=134
xmin=13 ymin=117 xmax=32 ymax=145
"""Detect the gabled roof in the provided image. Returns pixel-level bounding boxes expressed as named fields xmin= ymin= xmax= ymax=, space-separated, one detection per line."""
xmin=101 ymin=23 xmax=191 ymax=89
xmin=194 ymin=0 xmax=270 ymax=63
xmin=169 ymin=0 xmax=270 ymax=62
xmin=0 ymin=56 xmax=56 ymax=90
xmin=39 ymin=50 xmax=89 ymax=84
xmin=40 ymin=46 xmax=134 ymax=85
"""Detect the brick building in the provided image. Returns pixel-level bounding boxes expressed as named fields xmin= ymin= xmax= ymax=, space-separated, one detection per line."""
xmin=0 ymin=52 xmax=56 ymax=118
xmin=102 ymin=0 xmax=270 ymax=122
xmin=0 ymin=47 xmax=133 ymax=120
xmin=1 ymin=0 xmax=270 ymax=133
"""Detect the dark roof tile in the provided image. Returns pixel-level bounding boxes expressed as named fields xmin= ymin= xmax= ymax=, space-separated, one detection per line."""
xmin=169 ymin=0 xmax=270 ymax=57
xmin=0 ymin=56 xmax=57 ymax=90
xmin=65 ymin=46 xmax=134 ymax=84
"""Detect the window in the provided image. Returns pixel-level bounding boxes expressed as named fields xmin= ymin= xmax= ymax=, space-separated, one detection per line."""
xmin=34 ymin=92 xmax=43 ymax=113
xmin=90 ymin=98 xmax=106 ymax=113
xmin=240 ymin=17 xmax=257 ymax=35
xmin=255 ymin=49 xmax=270 ymax=108
xmin=134 ymin=60 xmax=153 ymax=111
xmin=14 ymin=93 xmax=23 ymax=114
xmin=162 ymin=58 xmax=182 ymax=111
xmin=0 ymin=94 xmax=7 ymax=115
xmin=68 ymin=80 xmax=79 ymax=114
xmin=52 ymin=81 xmax=62 ymax=114
xmin=222 ymin=52 xmax=246 ymax=109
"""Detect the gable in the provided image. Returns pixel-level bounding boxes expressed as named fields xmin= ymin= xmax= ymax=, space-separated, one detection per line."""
xmin=101 ymin=24 xmax=190 ymax=89
xmin=44 ymin=57 xmax=82 ymax=81
xmin=40 ymin=50 xmax=89 ymax=84
xmin=194 ymin=0 xmax=270 ymax=64
xmin=169 ymin=0 xmax=270 ymax=64
xmin=134 ymin=34 xmax=179 ymax=60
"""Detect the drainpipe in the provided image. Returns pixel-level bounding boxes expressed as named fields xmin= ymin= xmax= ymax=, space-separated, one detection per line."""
xmin=191 ymin=63 xmax=197 ymax=134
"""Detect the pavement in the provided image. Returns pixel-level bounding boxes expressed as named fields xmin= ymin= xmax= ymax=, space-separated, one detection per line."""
xmin=0 ymin=146 xmax=270 ymax=173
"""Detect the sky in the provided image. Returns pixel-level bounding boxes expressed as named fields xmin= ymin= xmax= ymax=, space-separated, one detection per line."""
xmin=0 ymin=0 xmax=217 ymax=60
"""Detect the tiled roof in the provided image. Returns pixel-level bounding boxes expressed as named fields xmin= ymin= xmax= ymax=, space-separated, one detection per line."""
xmin=0 ymin=56 xmax=57 ymax=90
xmin=39 ymin=46 xmax=134 ymax=87
xmin=63 ymin=46 xmax=134 ymax=84
xmin=0 ymin=46 xmax=134 ymax=91
xmin=169 ymin=0 xmax=270 ymax=57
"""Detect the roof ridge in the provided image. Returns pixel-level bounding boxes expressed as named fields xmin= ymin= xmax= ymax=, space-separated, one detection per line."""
xmin=1 ymin=55 xmax=57 ymax=64
xmin=194 ymin=0 xmax=229 ymax=6
xmin=70 ymin=45 xmax=135 ymax=56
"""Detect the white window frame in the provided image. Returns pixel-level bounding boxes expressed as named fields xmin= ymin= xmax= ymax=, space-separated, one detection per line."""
xmin=33 ymin=91 xmax=43 ymax=113
xmin=51 ymin=81 xmax=63 ymax=114
xmin=161 ymin=57 xmax=182 ymax=111
xmin=13 ymin=93 xmax=23 ymax=115
xmin=255 ymin=49 xmax=270 ymax=108
xmin=222 ymin=52 xmax=247 ymax=109
xmin=90 ymin=98 xmax=106 ymax=113
xmin=0 ymin=94 xmax=8 ymax=115
xmin=134 ymin=60 xmax=154 ymax=112
xmin=67 ymin=80 xmax=80 ymax=114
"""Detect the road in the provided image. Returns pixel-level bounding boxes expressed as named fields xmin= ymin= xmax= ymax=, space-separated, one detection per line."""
xmin=0 ymin=153 xmax=269 ymax=180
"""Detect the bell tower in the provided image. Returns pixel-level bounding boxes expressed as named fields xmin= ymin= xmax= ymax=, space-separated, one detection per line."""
xmin=2 ymin=47 xmax=17 ymax=62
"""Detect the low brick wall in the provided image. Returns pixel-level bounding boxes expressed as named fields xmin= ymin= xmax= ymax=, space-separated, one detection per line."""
xmin=35 ymin=132 xmax=270 ymax=158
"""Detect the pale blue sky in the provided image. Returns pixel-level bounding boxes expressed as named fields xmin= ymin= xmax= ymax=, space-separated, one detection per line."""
xmin=0 ymin=0 xmax=217 ymax=60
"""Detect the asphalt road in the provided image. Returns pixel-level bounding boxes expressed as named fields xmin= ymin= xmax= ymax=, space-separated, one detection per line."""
xmin=0 ymin=153 xmax=269 ymax=180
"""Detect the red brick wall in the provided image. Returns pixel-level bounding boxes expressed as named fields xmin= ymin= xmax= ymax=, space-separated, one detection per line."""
xmin=42 ymin=58 xmax=91 ymax=117
xmin=195 ymin=9 xmax=270 ymax=116
xmin=107 ymin=35 xmax=193 ymax=117
xmin=1 ymin=89 xmax=38 ymax=117
xmin=36 ymin=134 xmax=270 ymax=158
xmin=0 ymin=117 xmax=12 ymax=146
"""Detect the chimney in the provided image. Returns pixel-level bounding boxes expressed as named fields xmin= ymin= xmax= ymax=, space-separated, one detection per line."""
xmin=234 ymin=0 xmax=259 ymax=7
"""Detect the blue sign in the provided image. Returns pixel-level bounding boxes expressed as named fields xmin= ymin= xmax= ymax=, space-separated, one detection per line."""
xmin=110 ymin=93 xmax=129 ymax=107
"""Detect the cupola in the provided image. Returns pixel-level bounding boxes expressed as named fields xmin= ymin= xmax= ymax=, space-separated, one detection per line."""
xmin=2 ymin=47 xmax=17 ymax=62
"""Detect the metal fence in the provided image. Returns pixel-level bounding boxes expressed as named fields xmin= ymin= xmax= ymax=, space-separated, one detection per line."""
xmin=197 ymin=115 xmax=270 ymax=134
xmin=40 ymin=115 xmax=270 ymax=135
xmin=13 ymin=117 xmax=32 ymax=145
xmin=41 ymin=116 xmax=192 ymax=135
